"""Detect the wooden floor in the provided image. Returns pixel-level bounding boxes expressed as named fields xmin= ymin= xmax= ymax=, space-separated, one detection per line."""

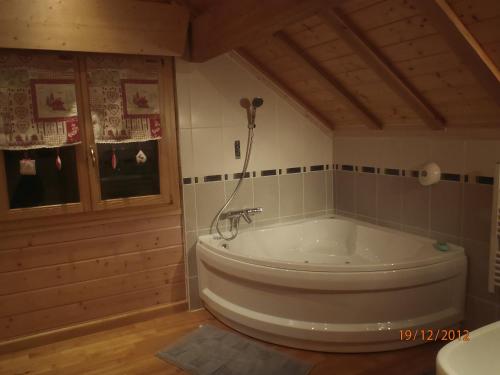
xmin=0 ymin=309 xmax=443 ymax=375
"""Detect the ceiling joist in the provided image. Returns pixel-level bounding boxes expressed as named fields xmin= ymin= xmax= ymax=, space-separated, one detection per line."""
xmin=273 ymin=31 xmax=383 ymax=130
xmin=190 ymin=0 xmax=335 ymax=62
xmin=236 ymin=49 xmax=336 ymax=130
xmin=414 ymin=0 xmax=500 ymax=106
xmin=319 ymin=8 xmax=447 ymax=130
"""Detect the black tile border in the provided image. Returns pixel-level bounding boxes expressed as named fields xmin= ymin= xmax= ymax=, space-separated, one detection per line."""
xmin=261 ymin=169 xmax=277 ymax=176
xmin=286 ymin=167 xmax=301 ymax=174
xmin=476 ymin=176 xmax=494 ymax=185
xmin=361 ymin=166 xmax=375 ymax=174
xmin=182 ymin=177 xmax=192 ymax=185
xmin=310 ymin=165 xmax=325 ymax=171
xmin=341 ymin=164 xmax=354 ymax=172
xmin=233 ymin=172 xmax=250 ymax=179
xmin=204 ymin=174 xmax=222 ymax=182
xmin=384 ymin=168 xmax=400 ymax=176
xmin=410 ymin=170 xmax=419 ymax=178
xmin=441 ymin=173 xmax=461 ymax=182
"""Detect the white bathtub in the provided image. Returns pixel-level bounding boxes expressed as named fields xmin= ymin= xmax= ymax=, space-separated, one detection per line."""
xmin=196 ymin=216 xmax=467 ymax=352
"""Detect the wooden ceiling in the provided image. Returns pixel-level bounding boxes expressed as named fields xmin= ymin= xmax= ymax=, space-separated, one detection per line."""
xmin=184 ymin=0 xmax=500 ymax=132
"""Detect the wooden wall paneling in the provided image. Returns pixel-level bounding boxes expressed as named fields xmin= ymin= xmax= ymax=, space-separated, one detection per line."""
xmin=0 ymin=227 xmax=182 ymax=273
xmin=235 ymin=49 xmax=336 ymax=129
xmin=0 ymin=245 xmax=184 ymax=295
xmin=0 ymin=213 xmax=181 ymax=250
xmin=415 ymin=0 xmax=500 ymax=105
xmin=0 ymin=265 xmax=184 ymax=317
xmin=0 ymin=0 xmax=189 ymax=56
xmin=0 ymin=283 xmax=186 ymax=340
xmin=466 ymin=17 xmax=500 ymax=45
xmin=320 ymin=8 xmax=446 ymax=129
xmin=190 ymin=0 xmax=336 ymax=61
xmin=273 ymin=31 xmax=383 ymax=129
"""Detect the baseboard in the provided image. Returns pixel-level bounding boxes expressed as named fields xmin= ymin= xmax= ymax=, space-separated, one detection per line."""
xmin=0 ymin=300 xmax=188 ymax=355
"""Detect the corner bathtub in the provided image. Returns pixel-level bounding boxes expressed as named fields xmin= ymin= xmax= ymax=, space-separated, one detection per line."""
xmin=196 ymin=216 xmax=467 ymax=352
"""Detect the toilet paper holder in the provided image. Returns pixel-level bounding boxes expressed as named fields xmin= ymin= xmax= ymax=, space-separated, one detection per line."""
xmin=419 ymin=162 xmax=441 ymax=186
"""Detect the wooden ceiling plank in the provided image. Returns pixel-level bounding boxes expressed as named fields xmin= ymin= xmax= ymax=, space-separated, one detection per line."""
xmin=414 ymin=0 xmax=500 ymax=105
xmin=235 ymin=49 xmax=336 ymax=130
xmin=190 ymin=0 xmax=342 ymax=62
xmin=319 ymin=8 xmax=447 ymax=130
xmin=273 ymin=31 xmax=383 ymax=129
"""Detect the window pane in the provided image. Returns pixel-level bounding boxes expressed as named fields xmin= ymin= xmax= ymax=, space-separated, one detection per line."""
xmin=4 ymin=147 xmax=80 ymax=209
xmin=98 ymin=140 xmax=160 ymax=200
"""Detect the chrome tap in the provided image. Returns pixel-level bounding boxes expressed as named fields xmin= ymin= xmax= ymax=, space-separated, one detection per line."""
xmin=220 ymin=207 xmax=263 ymax=231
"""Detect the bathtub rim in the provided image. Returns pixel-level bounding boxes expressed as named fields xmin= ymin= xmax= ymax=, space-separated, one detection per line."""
xmin=197 ymin=215 xmax=465 ymax=273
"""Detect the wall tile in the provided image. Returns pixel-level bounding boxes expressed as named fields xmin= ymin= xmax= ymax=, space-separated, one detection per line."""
xmin=253 ymin=176 xmax=279 ymax=221
xmin=464 ymin=295 xmax=497 ymax=330
xmin=326 ymin=170 xmax=333 ymax=210
xmin=222 ymin=126 xmax=253 ymax=173
xmin=304 ymin=171 xmax=326 ymax=213
xmin=185 ymin=231 xmax=198 ymax=277
xmin=401 ymin=177 xmax=430 ymax=231
xmin=182 ymin=184 xmax=197 ymax=232
xmin=279 ymin=173 xmax=303 ymax=217
xmin=195 ymin=182 xmax=225 ymax=230
xmin=276 ymin=101 xmax=305 ymax=168
xmin=225 ymin=179 xmax=254 ymax=211
xmin=355 ymin=173 xmax=377 ymax=218
xmin=465 ymin=140 xmax=500 ymax=177
xmin=179 ymin=129 xmax=194 ymax=178
xmin=463 ymin=183 xmax=493 ymax=242
xmin=334 ymin=171 xmax=355 ymax=214
xmin=189 ymin=70 xmax=223 ymax=128
xmin=192 ymin=128 xmax=223 ymax=176
xmin=463 ymin=239 xmax=496 ymax=303
xmin=430 ymin=181 xmax=462 ymax=238
xmin=398 ymin=138 xmax=431 ymax=170
xmin=377 ymin=175 xmax=402 ymax=224
xmin=188 ymin=276 xmax=203 ymax=310
xmin=429 ymin=139 xmax=465 ymax=174
xmin=175 ymin=69 xmax=191 ymax=129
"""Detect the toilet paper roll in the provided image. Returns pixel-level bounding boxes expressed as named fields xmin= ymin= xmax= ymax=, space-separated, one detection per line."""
xmin=419 ymin=162 xmax=441 ymax=186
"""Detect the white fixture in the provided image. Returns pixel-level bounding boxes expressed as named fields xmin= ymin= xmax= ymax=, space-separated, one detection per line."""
xmin=437 ymin=321 xmax=500 ymax=375
xmin=419 ymin=162 xmax=441 ymax=186
xmin=197 ymin=216 xmax=467 ymax=352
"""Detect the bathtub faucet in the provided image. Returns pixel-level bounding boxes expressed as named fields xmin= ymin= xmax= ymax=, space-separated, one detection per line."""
xmin=221 ymin=207 xmax=263 ymax=230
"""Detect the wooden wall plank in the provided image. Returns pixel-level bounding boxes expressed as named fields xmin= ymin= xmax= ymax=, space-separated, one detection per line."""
xmin=0 ymin=284 xmax=186 ymax=340
xmin=0 ymin=246 xmax=184 ymax=296
xmin=0 ymin=0 xmax=189 ymax=56
xmin=0 ymin=266 xmax=184 ymax=317
xmin=0 ymin=227 xmax=182 ymax=273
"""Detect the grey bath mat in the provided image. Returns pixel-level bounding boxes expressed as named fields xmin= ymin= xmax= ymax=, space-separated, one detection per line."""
xmin=156 ymin=324 xmax=313 ymax=375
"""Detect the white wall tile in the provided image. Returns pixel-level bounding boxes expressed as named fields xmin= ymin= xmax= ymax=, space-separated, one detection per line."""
xmin=222 ymin=126 xmax=253 ymax=174
xmin=303 ymin=122 xmax=332 ymax=166
xmin=189 ymin=70 xmax=223 ymax=128
xmin=430 ymin=139 xmax=466 ymax=174
xmin=397 ymin=138 xmax=431 ymax=170
xmin=175 ymin=70 xmax=191 ymax=129
xmin=465 ymin=140 xmax=500 ymax=177
xmin=179 ymin=129 xmax=194 ymax=177
xmin=276 ymin=100 xmax=305 ymax=168
xmin=192 ymin=128 xmax=223 ymax=176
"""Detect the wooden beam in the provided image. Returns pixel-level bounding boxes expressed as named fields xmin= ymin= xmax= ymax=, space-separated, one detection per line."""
xmin=0 ymin=0 xmax=190 ymax=56
xmin=236 ymin=49 xmax=336 ymax=130
xmin=190 ymin=0 xmax=335 ymax=62
xmin=319 ymin=8 xmax=446 ymax=130
xmin=415 ymin=0 xmax=500 ymax=105
xmin=273 ymin=31 xmax=383 ymax=129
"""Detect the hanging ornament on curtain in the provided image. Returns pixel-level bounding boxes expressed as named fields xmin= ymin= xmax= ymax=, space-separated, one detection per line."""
xmin=55 ymin=148 xmax=62 ymax=171
xmin=20 ymin=152 xmax=36 ymax=176
xmin=111 ymin=147 xmax=118 ymax=170
xmin=136 ymin=149 xmax=147 ymax=164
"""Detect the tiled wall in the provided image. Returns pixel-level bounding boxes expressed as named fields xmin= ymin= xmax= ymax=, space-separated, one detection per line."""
xmin=176 ymin=54 xmax=333 ymax=309
xmin=333 ymin=136 xmax=500 ymax=329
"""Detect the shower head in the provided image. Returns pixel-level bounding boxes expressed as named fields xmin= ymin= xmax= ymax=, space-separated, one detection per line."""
xmin=252 ymin=97 xmax=264 ymax=108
